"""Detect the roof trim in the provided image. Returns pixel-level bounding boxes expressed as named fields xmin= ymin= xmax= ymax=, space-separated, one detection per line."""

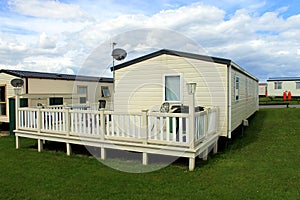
xmin=267 ymin=77 xmax=300 ymax=82
xmin=0 ymin=69 xmax=113 ymax=83
xmin=111 ymin=49 xmax=258 ymax=81
xmin=111 ymin=49 xmax=231 ymax=71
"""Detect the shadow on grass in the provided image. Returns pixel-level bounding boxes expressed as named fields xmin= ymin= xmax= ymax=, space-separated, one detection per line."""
xmin=25 ymin=111 xmax=265 ymax=171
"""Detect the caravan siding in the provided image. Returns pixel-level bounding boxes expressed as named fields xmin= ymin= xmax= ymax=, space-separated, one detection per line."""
xmin=0 ymin=73 xmax=26 ymax=122
xmin=27 ymin=78 xmax=113 ymax=107
xmin=230 ymin=66 xmax=259 ymax=133
xmin=268 ymin=80 xmax=300 ymax=97
xmin=114 ymin=54 xmax=229 ymax=136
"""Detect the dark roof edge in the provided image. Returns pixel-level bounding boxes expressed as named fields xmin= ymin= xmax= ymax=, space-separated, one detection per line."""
xmin=111 ymin=49 xmax=258 ymax=81
xmin=0 ymin=69 xmax=113 ymax=83
xmin=111 ymin=49 xmax=231 ymax=71
xmin=267 ymin=77 xmax=300 ymax=82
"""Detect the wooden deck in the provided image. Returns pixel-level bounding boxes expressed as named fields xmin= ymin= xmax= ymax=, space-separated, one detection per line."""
xmin=14 ymin=107 xmax=219 ymax=171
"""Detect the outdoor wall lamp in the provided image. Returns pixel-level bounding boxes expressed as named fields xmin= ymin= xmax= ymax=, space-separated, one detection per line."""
xmin=187 ymin=82 xmax=197 ymax=94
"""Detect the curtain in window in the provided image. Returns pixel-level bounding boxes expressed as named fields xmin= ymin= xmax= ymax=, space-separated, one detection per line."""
xmin=165 ymin=76 xmax=180 ymax=101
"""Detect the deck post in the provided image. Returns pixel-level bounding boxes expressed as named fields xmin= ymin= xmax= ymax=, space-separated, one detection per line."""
xmin=65 ymin=108 xmax=70 ymax=137
xmin=189 ymin=157 xmax=195 ymax=171
xmin=203 ymin=149 xmax=208 ymax=161
xmin=101 ymin=147 xmax=106 ymax=160
xmin=100 ymin=109 xmax=106 ymax=160
xmin=142 ymin=152 xmax=148 ymax=165
xmin=188 ymin=90 xmax=195 ymax=150
xmin=66 ymin=143 xmax=72 ymax=156
xmin=38 ymin=139 xmax=43 ymax=152
xmin=141 ymin=110 xmax=148 ymax=165
xmin=37 ymin=108 xmax=41 ymax=133
xmin=213 ymin=141 xmax=218 ymax=154
xmin=16 ymin=135 xmax=20 ymax=149
xmin=100 ymin=109 xmax=105 ymax=140
xmin=205 ymin=109 xmax=209 ymax=137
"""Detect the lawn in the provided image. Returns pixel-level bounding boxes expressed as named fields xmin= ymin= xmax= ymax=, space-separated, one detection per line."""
xmin=1 ymin=108 xmax=300 ymax=199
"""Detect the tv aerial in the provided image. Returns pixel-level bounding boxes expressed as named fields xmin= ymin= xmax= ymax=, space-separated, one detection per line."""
xmin=10 ymin=78 xmax=24 ymax=87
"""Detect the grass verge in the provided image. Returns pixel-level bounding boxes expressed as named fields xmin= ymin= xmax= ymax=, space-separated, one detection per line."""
xmin=1 ymin=108 xmax=300 ymax=199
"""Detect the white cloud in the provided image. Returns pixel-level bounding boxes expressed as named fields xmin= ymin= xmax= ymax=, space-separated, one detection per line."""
xmin=8 ymin=0 xmax=94 ymax=22
xmin=1 ymin=1 xmax=300 ymax=81
xmin=37 ymin=32 xmax=56 ymax=49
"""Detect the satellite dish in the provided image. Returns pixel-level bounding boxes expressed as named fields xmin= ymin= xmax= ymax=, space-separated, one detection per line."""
xmin=11 ymin=78 xmax=24 ymax=87
xmin=112 ymin=48 xmax=127 ymax=61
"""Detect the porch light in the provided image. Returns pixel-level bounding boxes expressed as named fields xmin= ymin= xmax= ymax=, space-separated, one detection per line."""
xmin=187 ymin=82 xmax=197 ymax=94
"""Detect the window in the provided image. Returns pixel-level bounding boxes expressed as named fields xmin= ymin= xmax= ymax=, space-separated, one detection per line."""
xmin=164 ymin=75 xmax=181 ymax=102
xmin=78 ymin=86 xmax=87 ymax=104
xmin=101 ymin=86 xmax=110 ymax=97
xmin=296 ymin=82 xmax=300 ymax=89
xmin=49 ymin=97 xmax=63 ymax=106
xmin=274 ymin=81 xmax=282 ymax=90
xmin=235 ymin=76 xmax=240 ymax=101
xmin=0 ymin=85 xmax=6 ymax=115
xmin=245 ymin=79 xmax=248 ymax=98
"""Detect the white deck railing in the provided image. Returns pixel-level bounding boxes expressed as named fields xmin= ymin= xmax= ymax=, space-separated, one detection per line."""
xmin=17 ymin=107 xmax=218 ymax=147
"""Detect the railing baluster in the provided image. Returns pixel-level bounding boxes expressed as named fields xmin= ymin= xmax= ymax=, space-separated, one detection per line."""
xmin=116 ymin=115 xmax=120 ymax=137
xmin=179 ymin=117 xmax=183 ymax=142
xmin=137 ymin=116 xmax=141 ymax=139
xmin=111 ymin=115 xmax=114 ymax=136
xmin=166 ymin=117 xmax=170 ymax=141
xmin=153 ymin=117 xmax=157 ymax=140
xmin=96 ymin=113 xmax=100 ymax=135
xmin=160 ymin=117 xmax=164 ymax=140
xmin=132 ymin=116 xmax=136 ymax=138
xmin=106 ymin=114 xmax=110 ymax=135
xmin=172 ymin=117 xmax=176 ymax=142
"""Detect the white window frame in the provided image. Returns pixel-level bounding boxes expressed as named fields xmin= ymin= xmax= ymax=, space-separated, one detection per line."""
xmin=235 ymin=76 xmax=240 ymax=101
xmin=296 ymin=82 xmax=300 ymax=89
xmin=245 ymin=78 xmax=248 ymax=98
xmin=77 ymin=86 xmax=88 ymax=104
xmin=101 ymin=86 xmax=110 ymax=98
xmin=0 ymin=85 xmax=7 ymax=116
xmin=163 ymin=73 xmax=183 ymax=103
xmin=274 ymin=81 xmax=282 ymax=90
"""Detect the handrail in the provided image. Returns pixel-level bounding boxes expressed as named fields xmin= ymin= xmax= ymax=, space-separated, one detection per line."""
xmin=16 ymin=106 xmax=218 ymax=148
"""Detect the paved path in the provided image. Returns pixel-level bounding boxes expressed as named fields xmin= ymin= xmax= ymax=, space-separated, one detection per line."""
xmin=259 ymin=104 xmax=300 ymax=109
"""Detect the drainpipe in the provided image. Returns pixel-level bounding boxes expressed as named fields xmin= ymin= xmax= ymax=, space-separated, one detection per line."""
xmin=227 ymin=64 xmax=232 ymax=139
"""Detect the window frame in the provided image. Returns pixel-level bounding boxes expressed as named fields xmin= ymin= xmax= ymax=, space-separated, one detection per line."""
xmin=77 ymin=86 xmax=88 ymax=104
xmin=274 ymin=81 xmax=282 ymax=90
xmin=101 ymin=86 xmax=110 ymax=98
xmin=296 ymin=82 xmax=300 ymax=89
xmin=163 ymin=73 xmax=183 ymax=103
xmin=0 ymin=85 xmax=7 ymax=116
xmin=235 ymin=76 xmax=240 ymax=101
xmin=49 ymin=97 xmax=64 ymax=106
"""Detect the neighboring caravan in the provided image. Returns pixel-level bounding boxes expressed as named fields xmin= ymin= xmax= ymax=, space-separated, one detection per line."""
xmin=267 ymin=77 xmax=300 ymax=97
xmin=112 ymin=49 xmax=259 ymax=138
xmin=0 ymin=69 xmax=113 ymax=124
xmin=259 ymin=83 xmax=267 ymax=97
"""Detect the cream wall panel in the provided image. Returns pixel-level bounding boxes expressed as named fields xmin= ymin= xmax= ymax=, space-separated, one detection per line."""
xmin=28 ymin=79 xmax=75 ymax=94
xmin=268 ymin=81 xmax=300 ymax=97
xmin=114 ymin=54 xmax=229 ymax=137
xmin=230 ymin=68 xmax=259 ymax=133
xmin=28 ymin=78 xmax=113 ymax=108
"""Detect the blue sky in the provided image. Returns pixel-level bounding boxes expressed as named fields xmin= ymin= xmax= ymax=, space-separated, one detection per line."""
xmin=1 ymin=0 xmax=300 ymax=81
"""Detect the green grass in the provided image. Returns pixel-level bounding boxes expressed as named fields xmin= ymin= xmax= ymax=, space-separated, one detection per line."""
xmin=1 ymin=108 xmax=300 ymax=199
